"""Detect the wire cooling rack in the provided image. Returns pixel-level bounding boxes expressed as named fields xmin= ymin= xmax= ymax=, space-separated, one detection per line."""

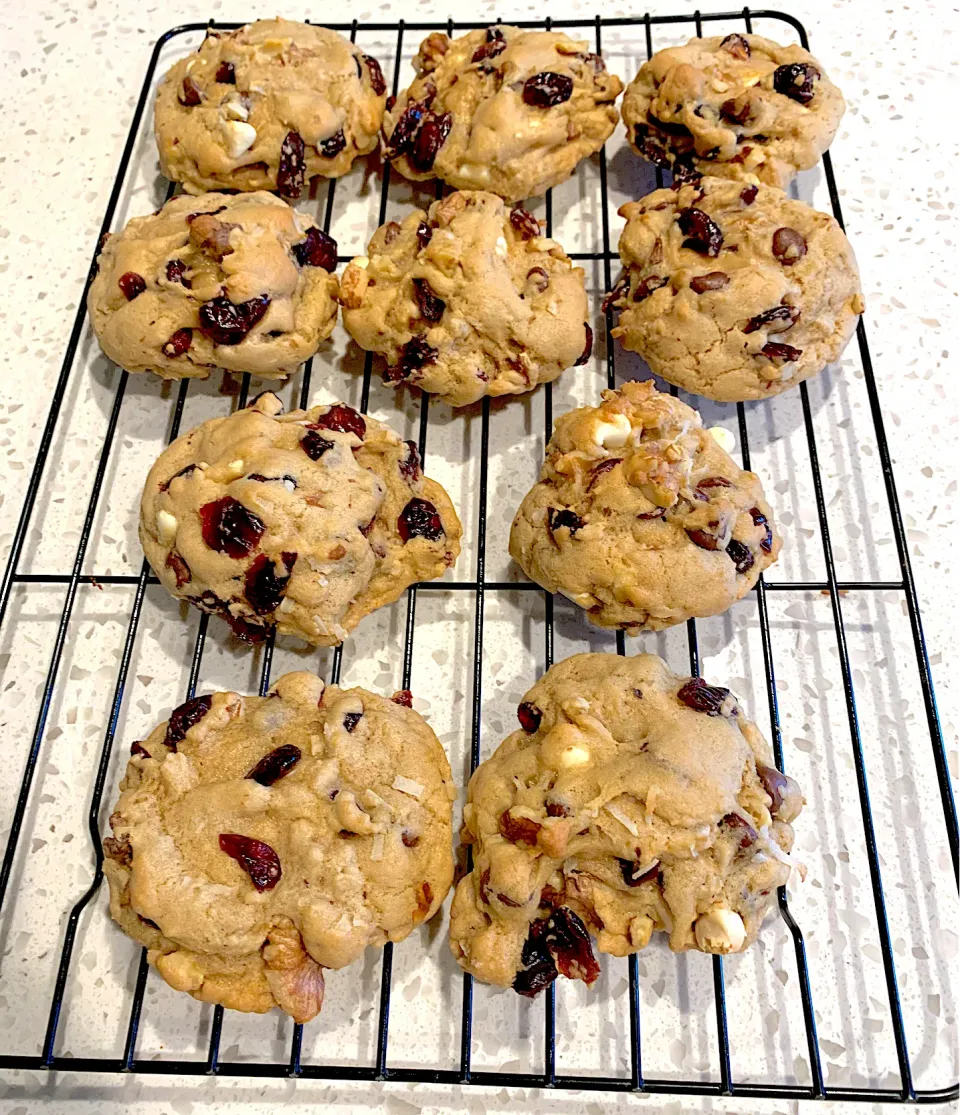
xmin=0 ymin=7 xmax=956 ymax=1105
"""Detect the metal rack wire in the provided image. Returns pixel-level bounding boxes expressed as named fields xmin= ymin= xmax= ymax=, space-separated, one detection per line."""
xmin=0 ymin=7 xmax=956 ymax=1104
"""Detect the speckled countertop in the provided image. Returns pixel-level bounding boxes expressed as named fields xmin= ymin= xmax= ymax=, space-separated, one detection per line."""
xmin=0 ymin=1 xmax=957 ymax=1113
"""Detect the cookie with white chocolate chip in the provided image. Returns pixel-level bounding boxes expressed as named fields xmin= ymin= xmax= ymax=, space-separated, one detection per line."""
xmin=509 ymin=381 xmax=781 ymax=632
xmin=622 ymin=33 xmax=845 ymax=189
xmin=382 ymin=26 xmax=622 ymax=204
xmin=155 ymin=19 xmax=386 ymax=196
xmin=104 ymin=670 xmax=455 ymax=1021
xmin=607 ymin=177 xmax=864 ymax=401
xmin=87 ymin=192 xmax=339 ymax=380
xmin=340 ymin=191 xmax=591 ymax=407
xmin=139 ymin=391 xmax=461 ymax=647
xmin=449 ymin=653 xmax=803 ymax=993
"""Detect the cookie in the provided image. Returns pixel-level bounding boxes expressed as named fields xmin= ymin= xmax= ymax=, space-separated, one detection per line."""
xmin=510 ymin=381 xmax=780 ymax=631
xmin=622 ymin=33 xmax=844 ymax=189
xmin=449 ymin=653 xmax=803 ymax=992
xmin=340 ymin=191 xmax=591 ymax=407
xmin=88 ymin=192 xmax=339 ymax=381
xmin=155 ymin=19 xmax=386 ymax=196
xmin=382 ymin=27 xmax=622 ymax=204
xmin=104 ymin=671 xmax=455 ymax=1021
xmin=140 ymin=391 xmax=461 ymax=646
xmin=607 ymin=178 xmax=864 ymax=402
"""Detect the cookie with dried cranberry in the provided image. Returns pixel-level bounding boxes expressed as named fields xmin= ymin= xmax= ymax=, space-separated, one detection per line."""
xmin=622 ymin=33 xmax=844 ymax=188
xmin=449 ymin=652 xmax=803 ymax=992
xmin=104 ymin=670 xmax=455 ymax=1021
xmin=510 ymin=381 xmax=780 ymax=631
xmin=340 ymin=191 xmax=590 ymax=408
xmin=88 ymin=192 xmax=339 ymax=380
xmin=155 ymin=19 xmax=386 ymax=196
xmin=607 ymin=178 xmax=864 ymax=401
xmin=382 ymin=27 xmax=622 ymax=204
xmin=139 ymin=391 xmax=461 ymax=646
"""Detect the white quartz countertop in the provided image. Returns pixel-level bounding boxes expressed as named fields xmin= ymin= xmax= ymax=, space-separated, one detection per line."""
xmin=1 ymin=0 xmax=957 ymax=1112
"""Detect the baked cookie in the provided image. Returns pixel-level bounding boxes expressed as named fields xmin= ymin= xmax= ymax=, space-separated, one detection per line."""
xmin=140 ymin=391 xmax=461 ymax=646
xmin=382 ymin=27 xmax=622 ymax=203
xmin=155 ymin=19 xmax=386 ymax=196
xmin=88 ymin=192 xmax=339 ymax=380
xmin=340 ymin=191 xmax=591 ymax=407
xmin=449 ymin=653 xmax=803 ymax=993
xmin=622 ymin=33 xmax=844 ymax=189
xmin=510 ymin=381 xmax=780 ymax=631
xmin=104 ymin=671 xmax=455 ymax=1021
xmin=607 ymin=178 xmax=864 ymax=401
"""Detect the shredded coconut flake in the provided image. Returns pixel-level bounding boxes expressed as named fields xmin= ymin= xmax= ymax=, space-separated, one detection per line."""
xmin=604 ymin=802 xmax=639 ymax=836
xmin=370 ymin=833 xmax=385 ymax=862
xmin=762 ymin=835 xmax=805 ymax=879
xmin=392 ymin=775 xmax=424 ymax=798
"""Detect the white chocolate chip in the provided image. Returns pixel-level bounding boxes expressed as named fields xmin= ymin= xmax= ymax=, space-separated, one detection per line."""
xmin=353 ymin=256 xmax=370 ymax=270
xmin=708 ymin=426 xmax=736 ymax=453
xmin=282 ymin=477 xmax=296 ymax=492
xmin=494 ymin=235 xmax=508 ymax=257
xmin=156 ymin=510 xmax=178 ymax=545
xmin=277 ymin=597 xmax=296 ymax=614
xmin=223 ymin=459 xmax=245 ymax=481
xmin=221 ymin=95 xmax=249 ymax=121
xmin=559 ymin=744 xmax=591 ymax=768
xmin=593 ymin=413 xmax=633 ymax=449
xmin=695 ymin=908 xmax=746 ymax=954
xmin=220 ymin=120 xmax=257 ymax=158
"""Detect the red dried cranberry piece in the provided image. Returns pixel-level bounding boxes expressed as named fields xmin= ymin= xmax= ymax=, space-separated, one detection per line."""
xmin=119 ymin=272 xmax=146 ymax=301
xmin=218 ymin=833 xmax=281 ymax=891
xmin=587 ymin=458 xmax=621 ymax=489
xmin=159 ymin=463 xmax=197 ymax=492
xmin=472 ymin=28 xmax=506 ymax=63
xmin=750 ymin=507 xmax=773 ymax=552
xmin=678 ymin=208 xmax=723 ymax=257
xmin=771 ymin=227 xmax=808 ymax=266
xmin=416 ymin=221 xmax=433 ymax=250
xmin=396 ymin=335 xmax=439 ymax=379
xmin=300 ymin=430 xmax=335 ymax=460
xmin=548 ymin=508 xmax=585 ymax=535
xmin=198 ymin=295 xmax=270 ymax=345
xmin=722 ymin=813 xmax=758 ymax=849
xmin=517 ymin=702 xmax=542 ymax=733
xmin=199 ymin=496 xmax=265 ymax=558
xmin=392 ymin=689 xmax=414 ymax=707
xmin=384 ymin=101 xmax=426 ymax=159
xmin=215 ymin=60 xmax=235 ymax=83
xmin=165 ymin=258 xmax=191 ymax=287
xmin=342 ymin=712 xmax=363 ymax=733
xmin=399 ymin=440 xmax=421 ymax=483
xmin=410 ymin=111 xmax=452 ymax=172
xmin=412 ymin=277 xmax=445 ymax=322
xmin=162 ymin=328 xmax=193 ymax=358
xmin=509 ymin=205 xmax=541 ymax=240
xmin=546 ymin=800 xmax=570 ymax=818
xmin=319 ymin=129 xmax=346 ymax=158
xmin=313 ymin=404 xmax=366 ymax=439
xmin=543 ymin=907 xmax=600 ymax=985
xmin=513 ymin=918 xmax=558 ymax=997
xmin=686 ymin=527 xmax=720 ymax=551
xmin=634 ymin=275 xmax=669 ymax=302
xmin=499 ymin=809 xmax=541 ymax=845
xmin=726 ymin=538 xmax=755 ymax=574
xmin=248 ymin=472 xmax=297 ymax=489
xmin=246 ymin=744 xmax=301 ymax=786
xmin=690 ymin=271 xmax=729 ymax=294
xmin=677 ymin=677 xmax=732 ymax=716
xmin=364 ymin=54 xmax=386 ymax=95
xmin=619 ymin=859 xmax=660 ymax=886
xmin=601 ymin=274 xmax=629 ymax=313
xmin=165 ymin=694 xmax=213 ymax=748
xmin=773 ymin=62 xmax=820 ymax=105
xmin=720 ymin=97 xmax=752 ymax=126
xmin=401 ymin=829 xmax=419 ymax=847
xmin=698 ymin=476 xmax=734 ymax=490
xmin=761 ymin=341 xmax=802 ymax=363
xmin=740 ymin=184 xmax=759 ymax=206
xmin=277 ymin=130 xmax=306 ymax=198
xmin=245 ymin=551 xmax=296 ymax=614
xmin=574 ymin=323 xmax=593 ymax=366
xmin=757 ymin=764 xmax=788 ymax=815
xmin=744 ymin=304 xmax=799 ymax=334
xmin=130 ymin=741 xmax=151 ymax=759
xmin=179 ymin=76 xmax=202 ymax=106
xmin=165 ymin=550 xmax=191 ymax=587
xmin=398 ymin=498 xmax=444 ymax=542
xmin=522 ymin=71 xmax=574 ymax=108
xmin=719 ymin=33 xmax=751 ymax=59
xmin=525 ymin=266 xmax=550 ymax=294
xmin=292 ymin=226 xmax=338 ymax=271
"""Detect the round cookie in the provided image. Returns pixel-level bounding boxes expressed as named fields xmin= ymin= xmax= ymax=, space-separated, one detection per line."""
xmin=88 ymin=192 xmax=339 ymax=380
xmin=340 ymin=191 xmax=591 ymax=407
xmin=104 ymin=671 xmax=455 ymax=1021
xmin=622 ymin=33 xmax=844 ymax=189
xmin=140 ymin=391 xmax=462 ymax=646
xmin=449 ymin=653 xmax=803 ymax=993
xmin=607 ymin=178 xmax=864 ymax=402
xmin=382 ymin=26 xmax=622 ymax=204
xmin=155 ymin=19 xmax=386 ymax=196
xmin=510 ymin=381 xmax=781 ymax=631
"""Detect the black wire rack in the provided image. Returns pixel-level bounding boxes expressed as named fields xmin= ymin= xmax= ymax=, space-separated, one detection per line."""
xmin=0 ymin=7 xmax=956 ymax=1105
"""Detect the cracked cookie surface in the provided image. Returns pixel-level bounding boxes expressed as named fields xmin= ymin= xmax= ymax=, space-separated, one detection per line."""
xmin=382 ymin=26 xmax=622 ymax=203
xmin=340 ymin=191 xmax=591 ymax=407
xmin=88 ymin=192 xmax=339 ymax=380
xmin=449 ymin=652 xmax=803 ymax=992
xmin=104 ymin=670 xmax=455 ymax=1021
xmin=140 ymin=391 xmax=461 ymax=646
xmin=608 ymin=178 xmax=864 ymax=402
xmin=155 ymin=19 xmax=386 ymax=196
xmin=509 ymin=381 xmax=780 ymax=631
xmin=622 ymin=33 xmax=844 ymax=188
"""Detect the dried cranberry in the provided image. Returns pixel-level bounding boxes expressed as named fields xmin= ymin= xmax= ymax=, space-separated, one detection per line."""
xmin=401 ymin=829 xmax=419 ymax=847
xmin=215 ymin=60 xmax=235 ymax=83
xmin=546 ymin=800 xmax=570 ymax=818
xmin=587 ymin=458 xmax=621 ymax=488
xmin=179 ymin=76 xmax=202 ymax=106
xmin=342 ymin=712 xmax=363 ymax=733
xmin=198 ymin=295 xmax=270 ymax=345
xmin=165 ymin=258 xmax=191 ymax=287
xmin=543 ymin=907 xmax=600 ymax=985
xmin=634 ymin=275 xmax=669 ymax=301
xmin=678 ymin=208 xmax=723 ymax=257
xmin=518 ymin=702 xmax=541 ymax=733
xmin=757 ymin=764 xmax=788 ymax=814
xmin=130 ymin=741 xmax=151 ymax=759
xmin=364 ymin=54 xmax=386 ymax=95
xmin=277 ymin=130 xmax=306 ymax=198
xmin=392 ymin=689 xmax=414 ymax=708
xmin=698 ymin=476 xmax=734 ymax=490
xmin=750 ymin=507 xmax=773 ymax=552
xmin=513 ymin=918 xmax=558 ymax=997
xmin=744 ymin=304 xmax=800 ymax=333
xmin=686 ymin=527 xmax=720 ymax=551
xmin=399 ymin=440 xmax=421 ymax=483
xmin=159 ymin=463 xmax=197 ymax=492
xmin=574 ymin=323 xmax=593 ymax=366
xmin=411 ymin=111 xmax=452 ymax=172
xmin=509 ymin=205 xmax=540 ymax=240
xmin=472 ymin=28 xmax=506 ymax=63
xmin=761 ymin=341 xmax=802 ymax=363
xmin=398 ymin=498 xmax=444 ymax=542
xmin=313 ymin=404 xmax=366 ymax=439
xmin=292 ymin=226 xmax=338 ymax=271
xmin=246 ymin=744 xmax=301 ymax=786
xmin=677 ymin=677 xmax=732 ymax=716
xmin=602 ymin=274 xmax=629 ymax=313
xmin=413 ymin=277 xmax=445 ymax=322
xmin=522 ymin=71 xmax=574 ymax=108
xmin=773 ymin=62 xmax=820 ymax=105
xmin=771 ymin=227 xmax=807 ymax=266
xmin=245 ymin=551 xmax=296 ymax=614
xmin=670 ymin=153 xmax=701 ymax=186
xmin=619 ymin=859 xmax=660 ymax=887
xmin=119 ymin=272 xmax=146 ymax=301
xmin=548 ymin=508 xmax=585 ymax=535
xmin=740 ymin=184 xmax=759 ymax=206
xmin=500 ymin=810 xmax=541 ymax=845
xmin=319 ymin=129 xmax=347 ymax=159
xmin=218 ymin=833 xmax=281 ymax=891
xmin=722 ymin=812 xmax=758 ymax=849
xmin=726 ymin=538 xmax=755 ymax=574
xmin=199 ymin=496 xmax=265 ymax=558
xmin=690 ymin=271 xmax=730 ymax=294
xmin=300 ymin=430 xmax=335 ymax=460
xmin=719 ymin=33 xmax=751 ymax=59
xmin=165 ymin=550 xmax=191 ymax=587
xmin=526 ymin=271 xmax=551 ymax=297
xmin=248 ymin=472 xmax=297 ymax=489
xmin=416 ymin=221 xmax=432 ymax=250
xmin=397 ymin=335 xmax=438 ymax=378
xmin=165 ymin=694 xmax=213 ymax=748
xmin=385 ymin=101 xmax=426 ymax=159
xmin=159 ymin=328 xmax=192 ymax=359
xmin=720 ymin=97 xmax=752 ymax=126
